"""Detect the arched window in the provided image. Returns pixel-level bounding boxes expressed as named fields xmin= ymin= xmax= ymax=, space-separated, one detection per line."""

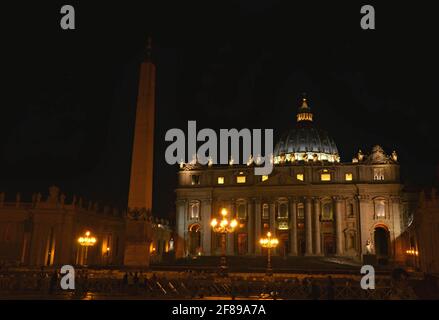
xmin=375 ymin=199 xmax=386 ymax=218
xmin=188 ymin=224 xmax=201 ymax=256
xmin=262 ymin=203 xmax=269 ymax=219
xmin=278 ymin=202 xmax=288 ymax=219
xmin=237 ymin=203 xmax=247 ymax=220
xmin=189 ymin=224 xmax=201 ymax=232
xmin=189 ymin=201 xmax=200 ymax=220
xmin=322 ymin=202 xmax=333 ymax=221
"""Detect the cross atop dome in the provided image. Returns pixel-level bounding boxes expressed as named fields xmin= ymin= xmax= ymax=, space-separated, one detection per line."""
xmin=300 ymin=97 xmax=309 ymax=109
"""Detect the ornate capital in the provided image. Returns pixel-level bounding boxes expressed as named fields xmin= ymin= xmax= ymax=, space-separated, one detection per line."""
xmin=332 ymin=195 xmax=345 ymax=202
xmin=288 ymin=196 xmax=299 ymax=203
xmin=313 ymin=196 xmax=322 ymax=203
xmin=304 ymin=196 xmax=313 ymax=203
xmin=175 ymin=199 xmax=187 ymax=206
xmin=201 ymin=198 xmax=212 ymax=205
xmin=356 ymin=194 xmax=370 ymax=202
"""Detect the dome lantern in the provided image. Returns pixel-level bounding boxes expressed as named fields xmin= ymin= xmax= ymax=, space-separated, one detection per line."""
xmin=274 ymin=97 xmax=339 ymax=164
xmin=296 ymin=97 xmax=313 ymax=122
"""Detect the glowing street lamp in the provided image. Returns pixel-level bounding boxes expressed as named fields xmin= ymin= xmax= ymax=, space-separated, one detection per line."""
xmin=210 ymin=208 xmax=238 ymax=276
xmin=78 ymin=231 xmax=97 ymax=266
xmin=259 ymin=231 xmax=279 ymax=276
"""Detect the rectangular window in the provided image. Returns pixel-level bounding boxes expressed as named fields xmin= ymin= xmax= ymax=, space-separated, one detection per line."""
xmin=237 ymin=233 xmax=248 ymax=256
xmin=375 ymin=200 xmax=386 ymax=218
xmin=191 ymin=175 xmax=200 ymax=185
xmin=236 ymin=176 xmax=246 ymax=184
xmin=278 ymin=203 xmax=288 ymax=219
xmin=237 ymin=203 xmax=247 ymax=220
xmin=262 ymin=203 xmax=269 ymax=219
xmin=345 ymin=173 xmax=353 ymax=181
xmin=261 ymin=175 xmax=269 ymax=182
xmin=321 ymin=203 xmax=333 ymax=221
xmin=217 ymin=176 xmax=224 ymax=184
xmin=321 ymin=173 xmax=331 ymax=181
xmin=296 ymin=173 xmax=304 ymax=181
xmin=189 ymin=202 xmax=200 ymax=219
xmin=297 ymin=203 xmax=304 ymax=219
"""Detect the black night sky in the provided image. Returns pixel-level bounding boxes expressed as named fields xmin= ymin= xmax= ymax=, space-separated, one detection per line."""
xmin=1 ymin=1 xmax=438 ymax=219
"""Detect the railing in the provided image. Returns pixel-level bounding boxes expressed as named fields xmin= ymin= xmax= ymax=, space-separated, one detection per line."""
xmin=0 ymin=272 xmax=395 ymax=300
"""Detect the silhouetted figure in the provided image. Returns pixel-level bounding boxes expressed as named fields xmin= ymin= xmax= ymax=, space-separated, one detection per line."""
xmin=133 ymin=272 xmax=139 ymax=294
xmin=49 ymin=271 xmax=58 ymax=294
xmin=37 ymin=267 xmax=45 ymax=291
xmin=122 ymin=272 xmax=128 ymax=291
xmin=326 ymin=276 xmax=335 ymax=300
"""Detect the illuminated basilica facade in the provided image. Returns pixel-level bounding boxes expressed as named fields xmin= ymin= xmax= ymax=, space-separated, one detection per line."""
xmin=176 ymin=99 xmax=409 ymax=264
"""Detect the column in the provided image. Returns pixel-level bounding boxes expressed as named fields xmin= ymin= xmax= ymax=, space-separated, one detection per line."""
xmin=269 ymin=202 xmax=277 ymax=255
xmin=247 ymin=199 xmax=255 ymax=254
xmin=305 ymin=197 xmax=313 ymax=255
xmin=269 ymin=202 xmax=276 ymax=233
xmin=226 ymin=200 xmax=235 ymax=255
xmin=357 ymin=194 xmax=372 ymax=260
xmin=289 ymin=197 xmax=298 ymax=256
xmin=391 ymin=196 xmax=404 ymax=263
xmin=335 ymin=196 xmax=344 ymax=256
xmin=313 ymin=197 xmax=322 ymax=255
xmin=201 ymin=199 xmax=212 ymax=256
xmin=175 ymin=199 xmax=187 ymax=258
xmin=254 ymin=199 xmax=262 ymax=255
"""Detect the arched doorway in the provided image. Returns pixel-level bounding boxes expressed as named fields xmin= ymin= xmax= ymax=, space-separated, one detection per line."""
xmin=188 ymin=224 xmax=201 ymax=256
xmin=278 ymin=232 xmax=289 ymax=256
xmin=374 ymin=226 xmax=390 ymax=265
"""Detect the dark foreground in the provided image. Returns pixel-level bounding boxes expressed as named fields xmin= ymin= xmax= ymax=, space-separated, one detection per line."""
xmin=1 ymin=267 xmax=438 ymax=300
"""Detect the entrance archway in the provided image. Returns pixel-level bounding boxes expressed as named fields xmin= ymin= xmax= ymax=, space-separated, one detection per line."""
xmin=278 ymin=232 xmax=289 ymax=256
xmin=188 ymin=224 xmax=201 ymax=256
xmin=374 ymin=226 xmax=390 ymax=265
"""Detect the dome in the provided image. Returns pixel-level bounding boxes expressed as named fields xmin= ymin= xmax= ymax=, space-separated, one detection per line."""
xmin=273 ymin=98 xmax=340 ymax=163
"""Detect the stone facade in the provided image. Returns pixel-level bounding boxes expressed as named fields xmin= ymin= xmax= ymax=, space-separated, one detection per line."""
xmin=408 ymin=189 xmax=439 ymax=274
xmin=0 ymin=186 xmax=172 ymax=267
xmin=175 ymin=101 xmax=408 ymax=265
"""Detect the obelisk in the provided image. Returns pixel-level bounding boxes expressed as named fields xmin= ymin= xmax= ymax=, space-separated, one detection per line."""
xmin=123 ymin=37 xmax=156 ymax=267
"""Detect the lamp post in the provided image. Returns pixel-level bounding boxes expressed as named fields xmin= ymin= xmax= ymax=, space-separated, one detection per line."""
xmin=78 ymin=231 xmax=97 ymax=266
xmin=259 ymin=231 xmax=279 ymax=276
xmin=210 ymin=208 xmax=238 ymax=276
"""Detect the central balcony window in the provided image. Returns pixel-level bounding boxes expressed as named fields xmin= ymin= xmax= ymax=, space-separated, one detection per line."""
xmin=320 ymin=170 xmax=331 ymax=181
xmin=236 ymin=176 xmax=246 ymax=184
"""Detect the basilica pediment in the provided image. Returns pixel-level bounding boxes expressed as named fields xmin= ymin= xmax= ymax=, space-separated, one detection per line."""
xmin=362 ymin=145 xmax=397 ymax=164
